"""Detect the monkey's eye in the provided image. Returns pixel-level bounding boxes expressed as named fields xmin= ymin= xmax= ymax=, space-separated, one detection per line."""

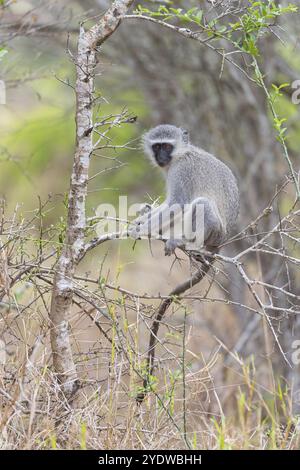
xmin=162 ymin=143 xmax=173 ymax=153
xmin=152 ymin=143 xmax=161 ymax=153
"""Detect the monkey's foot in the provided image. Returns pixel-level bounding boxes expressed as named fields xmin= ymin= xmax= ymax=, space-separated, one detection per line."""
xmin=164 ymin=239 xmax=184 ymax=256
xmin=128 ymin=223 xmax=142 ymax=240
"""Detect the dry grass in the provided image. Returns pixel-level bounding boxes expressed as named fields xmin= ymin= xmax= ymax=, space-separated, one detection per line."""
xmin=0 ymin=256 xmax=299 ymax=449
xmin=1 ymin=195 xmax=300 ymax=450
xmin=1 ymin=328 xmax=300 ymax=450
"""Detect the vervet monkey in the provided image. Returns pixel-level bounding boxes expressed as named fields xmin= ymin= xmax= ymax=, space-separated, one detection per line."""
xmin=130 ymin=124 xmax=239 ymax=255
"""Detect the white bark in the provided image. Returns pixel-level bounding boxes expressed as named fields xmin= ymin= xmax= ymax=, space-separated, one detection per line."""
xmin=49 ymin=0 xmax=134 ymax=397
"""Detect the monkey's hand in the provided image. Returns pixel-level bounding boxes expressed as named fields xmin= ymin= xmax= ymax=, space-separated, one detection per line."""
xmin=128 ymin=222 xmax=142 ymax=240
xmin=137 ymin=203 xmax=152 ymax=217
xmin=164 ymin=239 xmax=184 ymax=256
xmin=128 ymin=215 xmax=151 ymax=240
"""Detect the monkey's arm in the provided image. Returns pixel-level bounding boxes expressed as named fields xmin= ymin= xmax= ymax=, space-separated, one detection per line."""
xmin=129 ymin=196 xmax=224 ymax=253
xmin=128 ymin=202 xmax=169 ymax=240
xmin=165 ymin=197 xmax=224 ymax=255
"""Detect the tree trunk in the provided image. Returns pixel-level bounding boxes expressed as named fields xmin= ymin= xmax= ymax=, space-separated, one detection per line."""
xmin=49 ymin=0 xmax=134 ymax=397
xmin=49 ymin=27 xmax=96 ymax=396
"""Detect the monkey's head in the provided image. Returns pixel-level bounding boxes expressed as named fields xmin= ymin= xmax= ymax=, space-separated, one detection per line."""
xmin=143 ymin=125 xmax=189 ymax=168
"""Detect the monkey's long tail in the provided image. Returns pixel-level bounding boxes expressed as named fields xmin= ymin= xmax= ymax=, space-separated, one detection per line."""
xmin=136 ymin=248 xmax=218 ymax=404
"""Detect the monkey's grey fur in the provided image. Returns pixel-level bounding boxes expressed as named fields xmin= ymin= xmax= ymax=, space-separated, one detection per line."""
xmin=130 ymin=124 xmax=239 ymax=255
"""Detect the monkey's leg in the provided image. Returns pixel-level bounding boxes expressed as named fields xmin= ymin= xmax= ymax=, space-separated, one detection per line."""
xmin=165 ymin=197 xmax=223 ymax=255
xmin=162 ymin=204 xmax=186 ymax=255
xmin=164 ymin=197 xmax=217 ymax=255
xmin=189 ymin=196 xmax=224 ymax=249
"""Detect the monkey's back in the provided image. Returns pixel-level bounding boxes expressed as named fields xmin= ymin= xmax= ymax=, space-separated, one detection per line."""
xmin=166 ymin=146 xmax=239 ymax=238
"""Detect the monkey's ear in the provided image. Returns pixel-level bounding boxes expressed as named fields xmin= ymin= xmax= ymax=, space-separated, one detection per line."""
xmin=181 ymin=128 xmax=189 ymax=144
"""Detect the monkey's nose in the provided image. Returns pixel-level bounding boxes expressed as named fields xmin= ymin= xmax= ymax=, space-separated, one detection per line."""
xmin=156 ymin=150 xmax=172 ymax=167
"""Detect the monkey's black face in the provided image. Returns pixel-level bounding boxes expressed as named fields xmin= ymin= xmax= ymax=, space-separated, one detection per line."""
xmin=152 ymin=143 xmax=174 ymax=167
